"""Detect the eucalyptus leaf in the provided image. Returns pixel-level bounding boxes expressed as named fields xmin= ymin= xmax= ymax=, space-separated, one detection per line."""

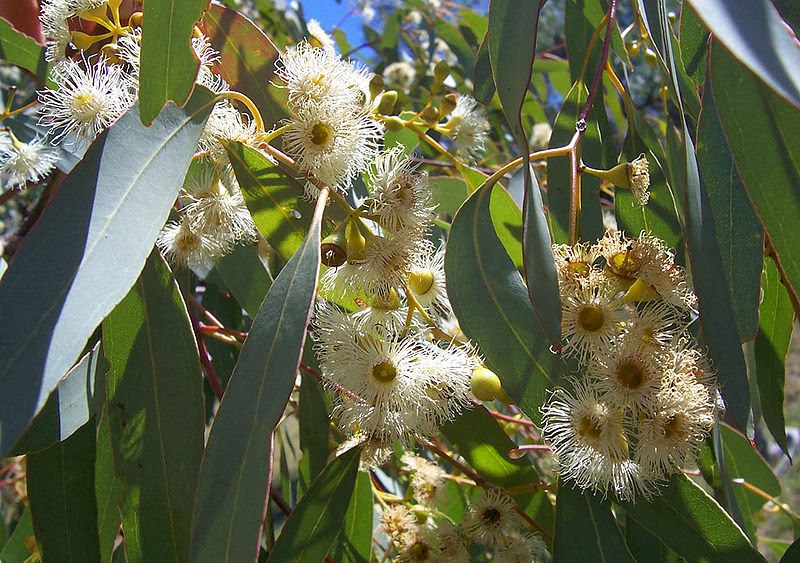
xmin=0 ymin=89 xmax=214 ymax=457
xmin=190 ymin=200 xmax=323 ymax=562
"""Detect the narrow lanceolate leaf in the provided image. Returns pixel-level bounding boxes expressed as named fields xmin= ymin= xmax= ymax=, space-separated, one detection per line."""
xmin=755 ymin=258 xmax=794 ymax=457
xmin=0 ymin=89 xmax=214 ymax=457
xmin=102 ymin=251 xmax=206 ymax=563
xmin=138 ymin=0 xmax=208 ymax=124
xmin=269 ymin=447 xmax=362 ymax=562
xmin=227 ymin=141 xmax=315 ymax=262
xmin=203 ymin=3 xmax=287 ymax=127
xmin=213 ymin=245 xmax=273 ymax=318
xmin=95 ymin=408 xmax=125 ymax=563
xmin=190 ymin=201 xmax=323 ymax=563
xmin=10 ymin=342 xmax=104 ymax=456
xmin=487 ymin=0 xmax=561 ymax=346
xmin=443 ymin=407 xmax=554 ymax=531
xmin=720 ymin=424 xmax=782 ymax=542
xmin=0 ymin=17 xmax=47 ymax=79
xmin=523 ymin=167 xmax=562 ymax=348
xmin=472 ymin=33 xmax=494 ymax=104
xmin=446 ymin=183 xmax=565 ymax=425
xmin=685 ymin=0 xmax=800 ymax=108
xmin=657 ymin=11 xmax=750 ymax=428
xmin=619 ymin=473 xmax=763 ymax=563
xmin=0 ymin=507 xmax=35 ymax=562
xmin=711 ymin=44 xmax=800 ymax=317
xmin=553 ymin=483 xmax=635 ymax=563
xmin=696 ymin=83 xmax=763 ymax=342
xmin=27 ymin=422 xmax=101 ymax=563
xmin=333 ymin=471 xmax=372 ymax=563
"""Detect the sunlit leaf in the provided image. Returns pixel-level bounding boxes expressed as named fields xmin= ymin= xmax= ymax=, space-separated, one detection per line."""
xmin=0 ymin=89 xmax=214 ymax=457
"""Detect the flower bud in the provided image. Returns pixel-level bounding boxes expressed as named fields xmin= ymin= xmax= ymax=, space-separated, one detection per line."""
xmin=377 ymin=90 xmax=398 ymax=115
xmin=439 ymin=93 xmax=457 ymax=119
xmin=433 ymin=60 xmax=450 ymax=87
xmin=129 ymin=12 xmax=143 ymax=28
xmin=346 ymin=220 xmax=367 ymax=261
xmin=471 ymin=367 xmax=502 ymax=401
xmin=384 ymin=116 xmax=405 ymax=132
xmin=320 ymin=228 xmax=347 ymax=267
xmin=369 ymin=74 xmax=385 ymax=100
xmin=421 ymin=106 xmax=440 ymax=125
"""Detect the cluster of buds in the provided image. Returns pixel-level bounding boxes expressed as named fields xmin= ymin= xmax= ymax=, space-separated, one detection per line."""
xmin=541 ymin=230 xmax=718 ymax=501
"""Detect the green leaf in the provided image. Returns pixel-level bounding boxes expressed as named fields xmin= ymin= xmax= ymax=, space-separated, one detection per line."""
xmin=696 ymin=83 xmax=764 ymax=342
xmin=299 ymin=370 xmax=330 ymax=486
xmin=138 ymin=0 xmax=207 ymax=124
xmin=685 ymin=0 xmax=800 ymax=108
xmin=443 ymin=407 xmax=554 ymax=532
xmin=0 ymin=88 xmax=214 ymax=457
xmin=27 ymin=422 xmax=101 ymax=563
xmin=213 ymin=244 xmax=273 ymax=318
xmin=227 ymin=141 xmax=315 ymax=262
xmin=624 ymin=519 xmax=681 ymax=563
xmin=711 ymin=43 xmax=800 ymax=317
xmin=619 ymin=473 xmax=764 ymax=563
xmin=203 ymin=3 xmax=287 ymax=127
xmin=384 ymin=111 xmax=420 ymax=155
xmin=553 ymin=484 xmax=635 ymax=563
xmin=679 ymin=4 xmax=709 ymax=86
xmin=780 ymin=538 xmax=800 ymax=563
xmin=95 ymin=408 xmax=124 ymax=563
xmin=523 ymin=165 xmax=562 ymax=348
xmin=428 ymin=176 xmax=469 ymax=217
xmin=472 ymin=32 xmax=494 ymax=105
xmin=268 ymin=446 xmax=362 ymax=562
xmin=10 ymin=342 xmax=104 ymax=455
xmin=445 ymin=183 xmax=565 ymax=425
xmin=190 ymin=202 xmax=323 ymax=562
xmin=102 ymin=251 xmax=206 ymax=563
xmin=0 ymin=507 xmax=36 ymax=563
xmin=719 ymin=424 xmax=782 ymax=541
xmin=658 ymin=12 xmax=750 ymax=428
xmin=0 ymin=17 xmax=47 ymax=80
xmin=333 ymin=471 xmax=373 ymax=563
xmin=755 ymin=258 xmax=794 ymax=457
xmin=434 ymin=20 xmax=475 ymax=73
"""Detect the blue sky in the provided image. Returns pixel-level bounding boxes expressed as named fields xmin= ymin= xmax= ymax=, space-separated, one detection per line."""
xmin=298 ymin=0 xmax=366 ymax=42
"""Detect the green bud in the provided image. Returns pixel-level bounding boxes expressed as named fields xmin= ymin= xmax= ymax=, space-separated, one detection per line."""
xmin=384 ymin=116 xmax=405 ymax=132
xmin=369 ymin=74 xmax=385 ymax=100
xmin=421 ymin=106 xmax=440 ymax=125
xmin=439 ymin=93 xmax=457 ymax=119
xmin=433 ymin=60 xmax=450 ymax=87
xmin=377 ymin=90 xmax=398 ymax=115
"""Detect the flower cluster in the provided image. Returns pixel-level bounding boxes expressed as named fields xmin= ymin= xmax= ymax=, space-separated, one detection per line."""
xmin=314 ymin=146 xmax=480 ymax=462
xmin=541 ymin=230 xmax=718 ymax=501
xmin=380 ymin=479 xmax=549 ymax=562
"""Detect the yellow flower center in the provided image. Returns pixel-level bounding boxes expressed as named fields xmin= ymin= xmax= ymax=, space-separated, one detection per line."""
xmin=310 ymin=122 xmax=330 ymax=146
xmin=71 ymin=91 xmax=103 ymax=122
xmin=577 ymin=304 xmax=605 ymax=332
xmin=576 ymin=415 xmax=603 ymax=440
xmin=616 ymin=359 xmax=645 ymax=389
xmin=372 ymin=360 xmax=397 ymax=383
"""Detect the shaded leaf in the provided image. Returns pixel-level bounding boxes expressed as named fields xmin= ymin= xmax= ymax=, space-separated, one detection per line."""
xmin=428 ymin=176 xmax=469 ymax=217
xmin=711 ymin=43 xmax=800 ymax=318
xmin=755 ymin=258 xmax=794 ymax=457
xmin=298 ymin=370 xmax=330 ymax=487
xmin=227 ymin=141 xmax=315 ymax=262
xmin=190 ymin=200 xmax=323 ymax=562
xmin=553 ymin=483 xmax=634 ymax=563
xmin=0 ymin=507 xmax=36 ymax=563
xmin=679 ymin=4 xmax=709 ymax=86
xmin=27 ymin=422 xmax=101 ymax=563
xmin=472 ymin=32 xmax=494 ymax=104
xmin=213 ymin=244 xmax=272 ymax=318
xmin=443 ymin=407 xmax=554 ymax=532
xmin=94 ymin=408 xmax=124 ymax=563
xmin=619 ymin=473 xmax=763 ymax=563
xmin=203 ymin=3 xmax=287 ymax=127
xmin=268 ymin=446 xmax=362 ymax=562
xmin=445 ymin=183 xmax=565 ymax=425
xmin=333 ymin=471 xmax=372 ymax=563
xmin=685 ymin=0 xmax=800 ymax=108
xmin=0 ymin=89 xmax=214 ymax=457
xmin=103 ymin=251 xmax=205 ymax=563
xmin=138 ymin=0 xmax=207 ymax=124
xmin=696 ymin=83 xmax=763 ymax=342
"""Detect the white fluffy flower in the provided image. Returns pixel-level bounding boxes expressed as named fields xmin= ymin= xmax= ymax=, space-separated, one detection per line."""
xmin=40 ymin=0 xmax=107 ymax=61
xmin=283 ymin=102 xmax=382 ymax=191
xmin=38 ymin=55 xmax=137 ymax=145
xmin=0 ymin=135 xmax=59 ymax=191
xmin=382 ymin=61 xmax=417 ymax=89
xmin=306 ymin=19 xmax=337 ymax=54
xmin=197 ymin=101 xmax=261 ymax=163
xmin=156 ymin=219 xmax=228 ymax=270
xmin=446 ymin=94 xmax=489 ymax=162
